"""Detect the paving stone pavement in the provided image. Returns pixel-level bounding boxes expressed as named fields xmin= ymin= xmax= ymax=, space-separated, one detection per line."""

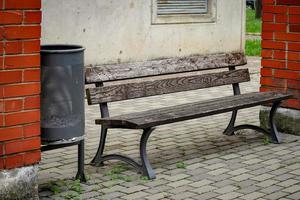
xmin=39 ymin=57 xmax=300 ymax=200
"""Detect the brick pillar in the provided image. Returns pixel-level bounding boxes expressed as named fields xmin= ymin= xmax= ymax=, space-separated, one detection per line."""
xmin=260 ymin=0 xmax=300 ymax=135
xmin=0 ymin=0 xmax=41 ymax=199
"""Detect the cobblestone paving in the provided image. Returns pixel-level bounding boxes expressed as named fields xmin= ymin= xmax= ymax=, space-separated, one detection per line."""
xmin=39 ymin=57 xmax=300 ymax=200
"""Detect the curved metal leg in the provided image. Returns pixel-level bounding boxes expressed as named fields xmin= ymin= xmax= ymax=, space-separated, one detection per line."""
xmin=140 ymin=127 xmax=156 ymax=179
xmin=91 ymin=127 xmax=156 ymax=179
xmin=225 ymin=101 xmax=282 ymax=144
xmin=231 ymin=124 xmax=269 ymax=135
xmin=223 ymin=110 xmax=238 ymax=135
xmin=91 ymin=127 xmax=108 ymax=165
xmin=224 ymin=77 xmax=241 ymax=136
xmin=96 ymin=154 xmax=142 ymax=172
xmin=269 ymin=101 xmax=281 ymax=144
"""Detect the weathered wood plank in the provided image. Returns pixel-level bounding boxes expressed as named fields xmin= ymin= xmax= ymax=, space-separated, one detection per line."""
xmin=86 ymin=69 xmax=250 ymax=104
xmin=96 ymin=92 xmax=292 ymax=129
xmin=85 ymin=52 xmax=247 ymax=83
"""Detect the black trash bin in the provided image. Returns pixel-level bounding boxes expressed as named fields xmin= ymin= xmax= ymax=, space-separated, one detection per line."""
xmin=41 ymin=44 xmax=85 ymax=142
xmin=40 ymin=44 xmax=86 ymax=182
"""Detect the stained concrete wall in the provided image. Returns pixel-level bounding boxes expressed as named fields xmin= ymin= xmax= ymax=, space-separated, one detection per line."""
xmin=42 ymin=0 xmax=245 ymax=65
xmin=0 ymin=166 xmax=39 ymax=200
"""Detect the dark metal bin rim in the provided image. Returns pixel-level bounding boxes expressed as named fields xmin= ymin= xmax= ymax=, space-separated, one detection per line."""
xmin=41 ymin=44 xmax=85 ymax=54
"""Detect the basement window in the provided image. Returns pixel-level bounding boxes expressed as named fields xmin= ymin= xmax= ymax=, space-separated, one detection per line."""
xmin=152 ymin=0 xmax=217 ymax=24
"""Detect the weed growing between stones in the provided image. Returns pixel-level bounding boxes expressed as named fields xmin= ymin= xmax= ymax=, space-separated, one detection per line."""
xmin=176 ymin=161 xmax=188 ymax=169
xmin=43 ymin=179 xmax=83 ymax=199
xmin=104 ymin=163 xmax=133 ymax=182
xmin=263 ymin=136 xmax=271 ymax=145
xmin=140 ymin=176 xmax=150 ymax=181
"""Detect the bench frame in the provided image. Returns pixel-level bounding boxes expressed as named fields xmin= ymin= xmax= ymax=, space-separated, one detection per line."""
xmin=86 ymin=53 xmax=289 ymax=179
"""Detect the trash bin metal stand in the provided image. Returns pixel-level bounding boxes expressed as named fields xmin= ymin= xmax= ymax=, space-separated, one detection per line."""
xmin=41 ymin=137 xmax=86 ymax=183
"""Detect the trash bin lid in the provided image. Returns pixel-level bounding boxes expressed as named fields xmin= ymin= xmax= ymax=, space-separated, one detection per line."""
xmin=41 ymin=44 xmax=85 ymax=54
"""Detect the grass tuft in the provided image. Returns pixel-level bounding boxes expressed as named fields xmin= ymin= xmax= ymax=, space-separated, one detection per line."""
xmin=245 ymin=40 xmax=261 ymax=56
xmin=263 ymin=136 xmax=271 ymax=145
xmin=104 ymin=163 xmax=133 ymax=182
xmin=246 ymin=8 xmax=262 ymax=34
xmin=176 ymin=162 xmax=188 ymax=169
xmin=45 ymin=179 xmax=84 ymax=199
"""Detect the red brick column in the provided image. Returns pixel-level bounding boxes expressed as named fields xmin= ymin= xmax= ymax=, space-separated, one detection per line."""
xmin=261 ymin=0 xmax=300 ymax=110
xmin=0 ymin=0 xmax=41 ymax=170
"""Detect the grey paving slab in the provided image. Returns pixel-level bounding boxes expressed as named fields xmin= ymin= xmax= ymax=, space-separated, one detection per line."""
xmin=38 ymin=57 xmax=300 ymax=200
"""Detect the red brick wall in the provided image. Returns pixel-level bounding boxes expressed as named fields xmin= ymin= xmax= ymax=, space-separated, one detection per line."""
xmin=0 ymin=0 xmax=41 ymax=169
xmin=261 ymin=0 xmax=300 ymax=110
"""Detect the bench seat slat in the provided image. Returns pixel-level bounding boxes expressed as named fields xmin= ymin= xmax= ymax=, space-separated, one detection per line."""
xmin=96 ymin=92 xmax=292 ymax=129
xmin=86 ymin=69 xmax=250 ymax=104
xmin=85 ymin=52 xmax=247 ymax=83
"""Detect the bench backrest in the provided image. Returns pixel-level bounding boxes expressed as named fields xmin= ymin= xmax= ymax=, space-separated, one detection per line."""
xmin=85 ymin=52 xmax=249 ymax=105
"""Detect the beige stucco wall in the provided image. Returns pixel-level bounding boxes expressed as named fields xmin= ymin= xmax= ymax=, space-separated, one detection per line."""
xmin=42 ymin=0 xmax=245 ymax=65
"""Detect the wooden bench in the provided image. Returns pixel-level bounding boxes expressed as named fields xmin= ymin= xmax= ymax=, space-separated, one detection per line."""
xmin=85 ymin=52 xmax=292 ymax=179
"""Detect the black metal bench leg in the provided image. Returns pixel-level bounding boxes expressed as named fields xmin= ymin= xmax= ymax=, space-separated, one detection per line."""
xmin=223 ymin=101 xmax=282 ymax=144
xmin=76 ymin=140 xmax=87 ymax=182
xmin=140 ymin=127 xmax=156 ymax=179
xmin=269 ymin=101 xmax=282 ymax=144
xmin=223 ymin=110 xmax=238 ymax=135
xmin=91 ymin=127 xmax=108 ymax=166
xmin=89 ymin=127 xmax=156 ymax=179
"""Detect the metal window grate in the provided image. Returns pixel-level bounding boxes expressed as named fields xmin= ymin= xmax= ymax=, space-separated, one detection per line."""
xmin=157 ymin=0 xmax=208 ymax=15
